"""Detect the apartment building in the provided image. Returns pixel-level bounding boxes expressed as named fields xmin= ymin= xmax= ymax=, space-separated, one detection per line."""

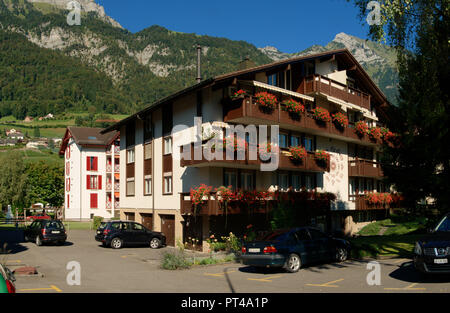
xmin=102 ymin=49 xmax=394 ymax=248
xmin=59 ymin=127 xmax=120 ymax=221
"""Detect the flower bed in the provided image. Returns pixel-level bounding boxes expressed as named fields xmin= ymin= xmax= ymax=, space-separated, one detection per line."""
xmin=332 ymin=112 xmax=349 ymax=129
xmin=254 ymin=91 xmax=278 ymax=111
xmin=354 ymin=121 xmax=369 ymax=136
xmin=281 ymin=99 xmax=305 ymax=116
xmin=312 ymin=107 xmax=331 ymax=122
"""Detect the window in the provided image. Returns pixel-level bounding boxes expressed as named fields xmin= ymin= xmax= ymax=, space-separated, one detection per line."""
xmin=66 ymin=162 xmax=70 ymax=176
xmin=305 ymin=175 xmax=314 ymax=191
xmin=278 ymin=173 xmax=289 ymax=191
xmin=163 ymin=137 xmax=172 ymax=155
xmin=164 ymin=176 xmax=172 ymax=194
xmin=126 ymin=178 xmax=135 ymax=196
xmin=240 ymin=172 xmax=254 ymax=190
xmin=87 ymin=175 xmax=102 ymax=190
xmin=279 ymin=134 xmax=288 ymax=149
xmin=290 ymin=135 xmax=300 ymax=147
xmin=304 ymin=136 xmax=314 ymax=152
xmin=144 ymin=175 xmax=152 ymax=195
xmin=309 ymin=228 xmax=327 ymax=240
xmin=143 ymin=114 xmax=153 ymax=143
xmin=86 ymin=157 xmax=98 ymax=171
xmin=295 ymin=229 xmax=311 ymax=241
xmin=349 ymin=178 xmax=356 ymax=195
xmin=132 ymin=223 xmax=145 ymax=231
xmin=126 ymin=121 xmax=135 ymax=148
xmin=292 ymin=175 xmax=301 ymax=191
xmin=66 ymin=178 xmax=70 ymax=192
xmin=90 ymin=194 xmax=98 ymax=209
xmin=144 ymin=143 xmax=152 ymax=160
xmin=267 ymin=73 xmax=277 ymax=86
xmin=127 ymin=149 xmax=135 ymax=164
xmin=224 ymin=171 xmax=237 ymax=189
xmin=162 ymin=104 xmax=173 ymax=136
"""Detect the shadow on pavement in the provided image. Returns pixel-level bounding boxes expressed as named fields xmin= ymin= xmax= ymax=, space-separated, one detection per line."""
xmin=389 ymin=261 xmax=450 ymax=284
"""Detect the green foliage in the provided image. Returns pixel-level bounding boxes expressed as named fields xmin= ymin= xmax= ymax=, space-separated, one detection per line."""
xmin=161 ymin=252 xmax=192 ymax=270
xmin=0 ymin=151 xmax=28 ymax=209
xmin=33 ymin=127 xmax=40 ymax=138
xmin=93 ymin=216 xmax=103 ymax=230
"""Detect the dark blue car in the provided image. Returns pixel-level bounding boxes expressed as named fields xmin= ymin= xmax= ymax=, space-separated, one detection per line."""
xmin=240 ymin=227 xmax=351 ymax=273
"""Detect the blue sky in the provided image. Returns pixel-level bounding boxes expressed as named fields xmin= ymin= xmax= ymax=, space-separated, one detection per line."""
xmin=96 ymin=0 xmax=369 ymax=53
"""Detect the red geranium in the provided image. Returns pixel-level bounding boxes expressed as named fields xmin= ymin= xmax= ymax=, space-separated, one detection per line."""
xmin=312 ymin=107 xmax=331 ymax=122
xmin=282 ymin=99 xmax=305 ymax=116
xmin=354 ymin=121 xmax=369 ymax=136
xmin=254 ymin=92 xmax=278 ymax=110
xmin=332 ymin=112 xmax=349 ymax=128
xmin=289 ymin=146 xmax=307 ymax=161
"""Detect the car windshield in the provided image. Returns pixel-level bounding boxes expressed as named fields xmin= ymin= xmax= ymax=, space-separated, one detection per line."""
xmin=258 ymin=230 xmax=289 ymax=241
xmin=435 ymin=215 xmax=450 ymax=232
xmin=45 ymin=221 xmax=64 ymax=230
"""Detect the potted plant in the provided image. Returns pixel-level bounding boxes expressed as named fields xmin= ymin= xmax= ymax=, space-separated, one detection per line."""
xmin=190 ymin=184 xmax=212 ymax=217
xmin=332 ymin=112 xmax=349 ymax=129
xmin=254 ymin=91 xmax=278 ymax=112
xmin=354 ymin=121 xmax=369 ymax=137
xmin=289 ymin=146 xmax=307 ymax=162
xmin=231 ymin=89 xmax=247 ymax=100
xmin=215 ymin=185 xmax=234 ymax=228
xmin=368 ymin=127 xmax=382 ymax=140
xmin=312 ymin=107 xmax=331 ymax=123
xmin=281 ymin=99 xmax=305 ymax=118
xmin=315 ymin=150 xmax=330 ymax=167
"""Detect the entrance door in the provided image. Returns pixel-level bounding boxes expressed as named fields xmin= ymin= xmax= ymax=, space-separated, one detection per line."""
xmin=141 ymin=214 xmax=153 ymax=230
xmin=160 ymin=215 xmax=175 ymax=246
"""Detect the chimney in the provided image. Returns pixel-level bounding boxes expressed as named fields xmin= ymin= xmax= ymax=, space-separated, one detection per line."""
xmin=196 ymin=44 xmax=202 ymax=83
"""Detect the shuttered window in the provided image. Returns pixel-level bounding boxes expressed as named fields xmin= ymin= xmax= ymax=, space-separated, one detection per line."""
xmin=86 ymin=157 xmax=98 ymax=171
xmin=90 ymin=194 xmax=98 ymax=209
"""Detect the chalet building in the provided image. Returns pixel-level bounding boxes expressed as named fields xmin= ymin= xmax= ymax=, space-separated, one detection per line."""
xmin=59 ymin=127 xmax=121 ymax=221
xmin=102 ymin=49 xmax=394 ymax=249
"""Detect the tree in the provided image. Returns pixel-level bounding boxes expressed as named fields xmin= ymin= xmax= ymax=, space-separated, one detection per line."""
xmin=352 ymin=1 xmax=449 ymax=210
xmin=0 ymin=151 xmax=28 ymax=210
xmin=25 ymin=161 xmax=64 ymax=208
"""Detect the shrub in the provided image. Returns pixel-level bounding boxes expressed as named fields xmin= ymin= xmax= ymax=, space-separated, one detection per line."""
xmin=254 ymin=92 xmax=278 ymax=111
xmin=161 ymin=252 xmax=192 ymax=270
xmin=312 ymin=107 xmax=331 ymax=122
xmin=93 ymin=216 xmax=103 ymax=229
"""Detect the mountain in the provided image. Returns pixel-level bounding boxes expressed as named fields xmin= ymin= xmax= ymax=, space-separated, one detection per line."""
xmin=0 ymin=0 xmax=398 ymax=120
xmin=259 ymin=33 xmax=399 ymax=103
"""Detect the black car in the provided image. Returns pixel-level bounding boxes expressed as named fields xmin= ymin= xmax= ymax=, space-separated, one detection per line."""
xmin=95 ymin=220 xmax=166 ymax=249
xmin=414 ymin=213 xmax=450 ymax=274
xmin=240 ymin=227 xmax=351 ymax=273
xmin=24 ymin=220 xmax=67 ymax=246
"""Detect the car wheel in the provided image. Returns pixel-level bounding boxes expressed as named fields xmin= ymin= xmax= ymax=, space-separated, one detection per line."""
xmin=285 ymin=253 xmax=301 ymax=273
xmin=111 ymin=237 xmax=123 ymax=249
xmin=335 ymin=247 xmax=348 ymax=262
xmin=150 ymin=237 xmax=161 ymax=249
xmin=35 ymin=236 xmax=42 ymax=246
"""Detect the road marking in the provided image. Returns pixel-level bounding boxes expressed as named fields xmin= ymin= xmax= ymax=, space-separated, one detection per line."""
xmin=247 ymin=275 xmax=283 ymax=282
xmin=384 ymin=283 xmax=426 ymax=291
xmin=306 ymin=278 xmax=344 ymax=288
xmin=204 ymin=270 xmax=236 ymax=277
xmin=19 ymin=285 xmax=62 ymax=293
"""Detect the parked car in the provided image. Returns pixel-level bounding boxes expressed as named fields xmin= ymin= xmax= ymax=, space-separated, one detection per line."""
xmin=414 ymin=213 xmax=450 ymax=274
xmin=95 ymin=221 xmax=166 ymax=249
xmin=26 ymin=213 xmax=51 ymax=222
xmin=24 ymin=220 xmax=67 ymax=246
xmin=0 ymin=264 xmax=16 ymax=293
xmin=240 ymin=227 xmax=351 ymax=273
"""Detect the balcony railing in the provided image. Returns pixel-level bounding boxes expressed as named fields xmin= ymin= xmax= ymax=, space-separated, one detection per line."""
xmin=114 ymin=164 xmax=120 ymax=172
xmin=180 ymin=143 xmax=330 ymax=172
xmin=300 ymin=75 xmax=371 ymax=110
xmin=114 ymin=146 xmax=120 ymax=154
xmin=106 ymin=202 xmax=112 ymax=210
xmin=106 ymin=164 xmax=112 ymax=172
xmin=114 ymin=201 xmax=120 ymax=209
xmin=114 ymin=183 xmax=120 ymax=192
xmin=349 ymin=195 xmax=390 ymax=210
xmin=180 ymin=191 xmax=332 ymax=216
xmin=348 ymin=159 xmax=383 ymax=178
xmin=223 ymin=96 xmax=380 ymax=145
xmin=106 ymin=183 xmax=112 ymax=191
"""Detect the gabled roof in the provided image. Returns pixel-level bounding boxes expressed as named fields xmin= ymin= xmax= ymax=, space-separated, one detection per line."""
xmin=102 ymin=48 xmax=390 ymax=134
xmin=59 ymin=127 xmax=119 ymax=155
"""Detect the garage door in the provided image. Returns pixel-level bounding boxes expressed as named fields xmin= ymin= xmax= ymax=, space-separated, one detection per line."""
xmin=141 ymin=214 xmax=153 ymax=230
xmin=124 ymin=212 xmax=135 ymax=221
xmin=160 ymin=215 xmax=175 ymax=246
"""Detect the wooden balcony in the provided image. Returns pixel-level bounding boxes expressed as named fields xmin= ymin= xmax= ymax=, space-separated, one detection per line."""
xmin=180 ymin=143 xmax=330 ymax=173
xmin=224 ymin=96 xmax=380 ymax=146
xmin=350 ymin=195 xmax=390 ymax=211
xmin=300 ymin=75 xmax=371 ymax=110
xmin=348 ymin=159 xmax=383 ymax=178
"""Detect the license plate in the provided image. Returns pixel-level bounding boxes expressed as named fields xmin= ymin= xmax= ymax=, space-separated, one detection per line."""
xmin=52 ymin=231 xmax=60 ymax=234
xmin=248 ymin=248 xmax=260 ymax=253
xmin=434 ymin=259 xmax=448 ymax=264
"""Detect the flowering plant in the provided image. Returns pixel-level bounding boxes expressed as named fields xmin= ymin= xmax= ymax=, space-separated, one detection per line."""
xmin=315 ymin=150 xmax=330 ymax=162
xmin=380 ymin=127 xmax=395 ymax=142
xmin=231 ymin=89 xmax=247 ymax=99
xmin=354 ymin=121 xmax=369 ymax=136
xmin=254 ymin=91 xmax=278 ymax=111
xmin=368 ymin=127 xmax=382 ymax=140
xmin=258 ymin=142 xmax=279 ymax=157
xmin=289 ymin=146 xmax=307 ymax=161
xmin=281 ymin=99 xmax=305 ymax=116
xmin=215 ymin=185 xmax=234 ymax=204
xmin=312 ymin=107 xmax=331 ymax=122
xmin=332 ymin=112 xmax=349 ymax=128
xmin=365 ymin=192 xmax=393 ymax=205
xmin=190 ymin=184 xmax=212 ymax=216
xmin=220 ymin=135 xmax=248 ymax=152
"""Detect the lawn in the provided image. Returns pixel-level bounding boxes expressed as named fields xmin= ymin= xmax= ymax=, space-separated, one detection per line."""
xmin=63 ymin=221 xmax=94 ymax=230
xmin=0 ymin=148 xmax=63 ymax=165
xmin=351 ymin=214 xmax=428 ymax=258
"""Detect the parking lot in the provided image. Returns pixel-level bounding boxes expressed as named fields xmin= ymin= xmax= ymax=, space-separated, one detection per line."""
xmin=4 ymin=230 xmax=450 ymax=293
